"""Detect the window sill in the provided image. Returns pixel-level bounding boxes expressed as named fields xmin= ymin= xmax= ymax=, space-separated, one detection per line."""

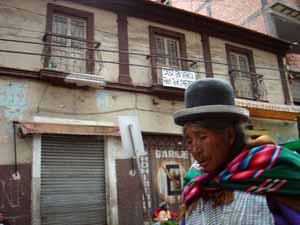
xmin=39 ymin=68 xmax=105 ymax=89
xmin=150 ymin=84 xmax=184 ymax=100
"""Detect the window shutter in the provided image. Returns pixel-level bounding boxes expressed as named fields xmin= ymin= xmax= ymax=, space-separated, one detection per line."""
xmin=291 ymin=79 xmax=300 ymax=103
xmin=239 ymin=55 xmax=249 ymax=77
xmin=167 ymin=39 xmax=179 ymax=68
xmin=52 ymin=15 xmax=67 ymax=45
xmin=155 ymin=36 xmax=166 ymax=66
xmin=71 ymin=19 xmax=86 ymax=48
xmin=230 ymin=53 xmax=239 ymax=77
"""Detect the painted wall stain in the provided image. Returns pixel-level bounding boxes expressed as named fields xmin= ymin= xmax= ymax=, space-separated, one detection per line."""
xmin=0 ymin=83 xmax=27 ymax=120
xmin=96 ymin=90 xmax=108 ymax=110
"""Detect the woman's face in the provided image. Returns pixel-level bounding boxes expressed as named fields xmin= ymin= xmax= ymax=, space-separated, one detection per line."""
xmin=184 ymin=123 xmax=235 ymax=173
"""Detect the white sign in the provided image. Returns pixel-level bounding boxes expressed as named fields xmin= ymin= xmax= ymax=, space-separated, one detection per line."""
xmin=161 ymin=67 xmax=196 ymax=89
xmin=155 ymin=150 xmax=189 ymax=159
xmin=118 ymin=116 xmax=146 ymax=158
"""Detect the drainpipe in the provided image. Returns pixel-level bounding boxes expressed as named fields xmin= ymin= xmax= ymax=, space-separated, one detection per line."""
xmin=12 ymin=121 xmax=20 ymax=180
xmin=297 ymin=116 xmax=300 ymax=139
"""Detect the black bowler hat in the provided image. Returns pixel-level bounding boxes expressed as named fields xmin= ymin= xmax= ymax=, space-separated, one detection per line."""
xmin=174 ymin=78 xmax=249 ymax=126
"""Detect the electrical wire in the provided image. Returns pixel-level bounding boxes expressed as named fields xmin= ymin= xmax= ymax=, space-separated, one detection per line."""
xmin=0 ymin=47 xmax=291 ymax=82
xmin=0 ymin=31 xmax=285 ymax=75
xmin=0 ymin=37 xmax=288 ymax=73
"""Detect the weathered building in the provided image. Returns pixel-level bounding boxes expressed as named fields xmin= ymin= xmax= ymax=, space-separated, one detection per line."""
xmin=0 ymin=0 xmax=299 ymax=225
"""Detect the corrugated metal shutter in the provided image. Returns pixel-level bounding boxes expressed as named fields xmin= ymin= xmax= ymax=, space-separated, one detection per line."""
xmin=40 ymin=134 xmax=106 ymax=225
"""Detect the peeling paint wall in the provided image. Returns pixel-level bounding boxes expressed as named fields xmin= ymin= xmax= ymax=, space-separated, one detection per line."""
xmin=0 ymin=83 xmax=27 ymax=120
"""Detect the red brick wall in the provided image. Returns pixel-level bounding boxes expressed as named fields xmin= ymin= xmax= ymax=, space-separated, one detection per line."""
xmin=210 ymin=0 xmax=262 ymax=26
xmin=169 ymin=0 xmax=299 ymax=32
xmin=246 ymin=14 xmax=267 ymax=34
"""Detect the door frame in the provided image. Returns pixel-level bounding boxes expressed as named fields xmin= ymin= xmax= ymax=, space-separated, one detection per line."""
xmin=31 ymin=132 xmax=119 ymax=225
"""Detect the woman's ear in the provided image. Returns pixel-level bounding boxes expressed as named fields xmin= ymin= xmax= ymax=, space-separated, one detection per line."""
xmin=226 ymin=127 xmax=236 ymax=147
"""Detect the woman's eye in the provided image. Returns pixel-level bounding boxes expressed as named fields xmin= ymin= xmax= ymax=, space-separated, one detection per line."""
xmin=199 ymin=136 xmax=207 ymax=140
xmin=185 ymin=139 xmax=192 ymax=146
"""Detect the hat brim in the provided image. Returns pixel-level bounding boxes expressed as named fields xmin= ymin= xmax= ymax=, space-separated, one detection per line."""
xmin=174 ymin=105 xmax=249 ymax=126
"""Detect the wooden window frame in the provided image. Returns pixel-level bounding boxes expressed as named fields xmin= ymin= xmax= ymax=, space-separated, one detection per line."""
xmin=149 ymin=26 xmax=188 ymax=84
xmin=45 ymin=3 xmax=95 ymax=74
xmin=290 ymin=75 xmax=300 ymax=105
xmin=225 ymin=44 xmax=258 ymax=100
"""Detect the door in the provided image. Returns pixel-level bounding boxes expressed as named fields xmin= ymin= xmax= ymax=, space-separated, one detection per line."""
xmin=40 ymin=134 xmax=106 ymax=225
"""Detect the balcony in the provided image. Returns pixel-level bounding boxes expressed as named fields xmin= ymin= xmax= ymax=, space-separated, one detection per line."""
xmin=230 ymin=69 xmax=268 ymax=101
xmin=42 ymin=33 xmax=105 ymax=88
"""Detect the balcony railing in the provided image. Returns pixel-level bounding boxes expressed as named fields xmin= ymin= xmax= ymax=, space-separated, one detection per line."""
xmin=230 ymin=69 xmax=268 ymax=101
xmin=42 ymin=33 xmax=103 ymax=77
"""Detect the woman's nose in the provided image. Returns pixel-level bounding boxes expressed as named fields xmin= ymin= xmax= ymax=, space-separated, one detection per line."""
xmin=188 ymin=141 xmax=202 ymax=154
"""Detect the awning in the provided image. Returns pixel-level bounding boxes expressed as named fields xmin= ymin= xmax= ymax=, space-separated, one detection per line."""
xmin=17 ymin=120 xmax=120 ymax=136
xmin=236 ymin=99 xmax=300 ymax=121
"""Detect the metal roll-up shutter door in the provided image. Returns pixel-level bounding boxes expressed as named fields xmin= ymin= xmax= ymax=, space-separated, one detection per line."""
xmin=41 ymin=134 xmax=106 ymax=225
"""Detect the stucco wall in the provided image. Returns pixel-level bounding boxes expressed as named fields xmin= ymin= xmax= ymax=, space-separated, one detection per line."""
xmin=0 ymin=76 xmax=183 ymax=163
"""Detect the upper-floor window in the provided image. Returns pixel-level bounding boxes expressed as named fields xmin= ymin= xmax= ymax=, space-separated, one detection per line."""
xmin=51 ymin=14 xmax=87 ymax=73
xmin=154 ymin=35 xmax=181 ymax=69
xmin=226 ymin=44 xmax=268 ymax=101
xmin=149 ymin=26 xmax=188 ymax=85
xmin=44 ymin=4 xmax=95 ymax=74
xmin=290 ymin=76 xmax=300 ymax=105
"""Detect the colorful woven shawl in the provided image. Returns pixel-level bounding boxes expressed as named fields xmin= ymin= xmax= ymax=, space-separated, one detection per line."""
xmin=182 ymin=141 xmax=300 ymax=207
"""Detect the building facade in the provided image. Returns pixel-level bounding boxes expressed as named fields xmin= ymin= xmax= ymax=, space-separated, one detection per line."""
xmin=0 ymin=0 xmax=299 ymax=225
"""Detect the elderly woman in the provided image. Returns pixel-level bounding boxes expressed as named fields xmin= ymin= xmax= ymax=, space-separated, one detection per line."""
xmin=174 ymin=78 xmax=300 ymax=225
